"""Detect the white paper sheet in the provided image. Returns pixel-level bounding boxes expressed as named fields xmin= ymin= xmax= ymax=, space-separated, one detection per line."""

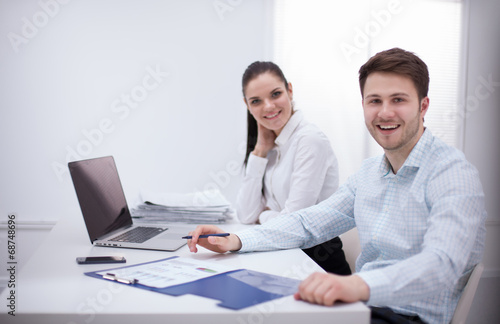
xmin=97 ymin=257 xmax=234 ymax=289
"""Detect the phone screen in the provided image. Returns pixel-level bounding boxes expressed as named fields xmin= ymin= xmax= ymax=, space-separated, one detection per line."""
xmin=76 ymin=256 xmax=126 ymax=264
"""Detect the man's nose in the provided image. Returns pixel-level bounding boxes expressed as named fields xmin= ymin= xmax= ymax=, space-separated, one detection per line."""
xmin=378 ymin=102 xmax=395 ymax=119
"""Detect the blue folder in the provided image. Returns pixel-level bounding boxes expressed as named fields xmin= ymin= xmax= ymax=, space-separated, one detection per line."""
xmin=85 ymin=256 xmax=301 ymax=310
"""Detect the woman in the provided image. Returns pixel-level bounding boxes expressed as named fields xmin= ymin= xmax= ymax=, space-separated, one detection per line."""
xmin=236 ymin=61 xmax=351 ymax=275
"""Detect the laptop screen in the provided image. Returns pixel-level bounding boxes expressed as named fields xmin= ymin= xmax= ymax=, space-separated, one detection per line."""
xmin=69 ymin=156 xmax=133 ymax=243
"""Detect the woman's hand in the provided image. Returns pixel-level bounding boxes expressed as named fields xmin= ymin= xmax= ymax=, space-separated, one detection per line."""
xmin=186 ymin=225 xmax=242 ymax=253
xmin=294 ymin=272 xmax=370 ymax=306
xmin=252 ymin=123 xmax=276 ymax=158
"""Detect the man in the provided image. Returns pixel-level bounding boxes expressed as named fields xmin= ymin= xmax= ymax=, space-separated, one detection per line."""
xmin=187 ymin=48 xmax=487 ymax=324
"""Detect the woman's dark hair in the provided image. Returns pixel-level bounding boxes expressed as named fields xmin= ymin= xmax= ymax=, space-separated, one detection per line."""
xmin=242 ymin=61 xmax=289 ymax=166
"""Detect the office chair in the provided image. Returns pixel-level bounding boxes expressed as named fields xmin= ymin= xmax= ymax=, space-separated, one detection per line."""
xmin=339 ymin=228 xmax=361 ymax=273
xmin=338 ymin=230 xmax=483 ymax=324
xmin=450 ymin=263 xmax=484 ymax=324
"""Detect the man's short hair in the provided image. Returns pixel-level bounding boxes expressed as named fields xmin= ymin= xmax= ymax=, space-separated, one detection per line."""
xmin=358 ymin=48 xmax=430 ymax=101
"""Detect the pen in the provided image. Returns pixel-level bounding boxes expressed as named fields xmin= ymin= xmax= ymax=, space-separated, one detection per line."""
xmin=103 ymin=273 xmax=138 ymax=285
xmin=182 ymin=233 xmax=230 ymax=239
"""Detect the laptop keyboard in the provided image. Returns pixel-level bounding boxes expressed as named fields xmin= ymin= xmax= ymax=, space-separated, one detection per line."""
xmin=109 ymin=226 xmax=167 ymax=243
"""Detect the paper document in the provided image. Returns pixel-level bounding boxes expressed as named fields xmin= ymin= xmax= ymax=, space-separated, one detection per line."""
xmin=97 ymin=257 xmax=234 ymax=289
xmin=131 ymin=189 xmax=234 ymax=223
xmin=86 ymin=256 xmax=302 ymax=310
xmin=140 ymin=189 xmax=230 ymax=207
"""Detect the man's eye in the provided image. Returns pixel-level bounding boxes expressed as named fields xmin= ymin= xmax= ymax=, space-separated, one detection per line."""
xmin=393 ymin=98 xmax=404 ymax=103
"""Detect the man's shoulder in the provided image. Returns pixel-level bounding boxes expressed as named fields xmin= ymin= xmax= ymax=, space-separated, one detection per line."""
xmin=417 ymin=135 xmax=483 ymax=196
xmin=353 ymin=155 xmax=385 ymax=180
xmin=359 ymin=154 xmax=384 ymax=169
xmin=422 ymin=135 xmax=484 ymax=201
xmin=424 ymin=135 xmax=469 ymax=169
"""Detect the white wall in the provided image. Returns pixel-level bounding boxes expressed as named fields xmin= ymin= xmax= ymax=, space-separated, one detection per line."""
xmin=0 ymin=0 xmax=270 ymax=223
xmin=462 ymin=0 xmax=500 ymax=278
xmin=462 ymin=0 xmax=500 ymax=322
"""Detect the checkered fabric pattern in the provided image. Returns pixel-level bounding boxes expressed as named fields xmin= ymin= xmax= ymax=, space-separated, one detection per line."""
xmin=236 ymin=129 xmax=487 ymax=324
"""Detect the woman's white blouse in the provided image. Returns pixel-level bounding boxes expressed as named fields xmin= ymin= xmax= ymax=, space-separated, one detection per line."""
xmin=236 ymin=111 xmax=339 ymax=224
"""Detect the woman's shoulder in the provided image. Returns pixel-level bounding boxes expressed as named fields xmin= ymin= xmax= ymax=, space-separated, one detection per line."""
xmin=289 ymin=123 xmax=334 ymax=158
xmin=294 ymin=119 xmax=331 ymax=145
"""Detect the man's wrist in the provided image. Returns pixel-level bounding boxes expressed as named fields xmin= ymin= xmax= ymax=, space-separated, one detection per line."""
xmin=229 ymin=234 xmax=242 ymax=252
xmin=352 ymin=274 xmax=370 ymax=301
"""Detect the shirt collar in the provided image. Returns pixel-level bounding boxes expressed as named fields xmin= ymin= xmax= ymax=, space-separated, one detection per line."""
xmin=275 ymin=110 xmax=303 ymax=146
xmin=379 ymin=128 xmax=433 ymax=177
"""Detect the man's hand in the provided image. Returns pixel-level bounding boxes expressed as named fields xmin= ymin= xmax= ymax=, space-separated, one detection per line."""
xmin=186 ymin=225 xmax=242 ymax=253
xmin=294 ymin=272 xmax=370 ymax=306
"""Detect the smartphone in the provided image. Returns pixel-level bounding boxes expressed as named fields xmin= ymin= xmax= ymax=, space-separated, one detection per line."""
xmin=76 ymin=256 xmax=126 ymax=264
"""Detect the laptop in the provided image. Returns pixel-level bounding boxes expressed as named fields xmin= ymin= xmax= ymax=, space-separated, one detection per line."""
xmin=69 ymin=156 xmax=187 ymax=251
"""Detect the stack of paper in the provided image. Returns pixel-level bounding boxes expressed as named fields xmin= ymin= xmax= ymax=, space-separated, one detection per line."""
xmin=131 ymin=189 xmax=234 ymax=224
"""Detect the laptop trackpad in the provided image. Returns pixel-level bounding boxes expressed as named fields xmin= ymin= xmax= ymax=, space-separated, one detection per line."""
xmin=159 ymin=233 xmax=184 ymax=240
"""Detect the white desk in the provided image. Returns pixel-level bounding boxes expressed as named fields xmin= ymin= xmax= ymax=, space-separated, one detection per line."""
xmin=0 ymin=215 xmax=369 ymax=324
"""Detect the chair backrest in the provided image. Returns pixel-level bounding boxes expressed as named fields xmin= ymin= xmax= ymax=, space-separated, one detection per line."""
xmin=450 ymin=263 xmax=484 ymax=324
xmin=339 ymin=228 xmax=361 ymax=273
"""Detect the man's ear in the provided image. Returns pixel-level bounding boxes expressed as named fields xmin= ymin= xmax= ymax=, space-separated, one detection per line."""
xmin=420 ymin=97 xmax=430 ymax=117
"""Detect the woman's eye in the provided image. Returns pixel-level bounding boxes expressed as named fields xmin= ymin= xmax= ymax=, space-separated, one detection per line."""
xmin=251 ymin=99 xmax=260 ymax=105
xmin=272 ymin=91 xmax=281 ymax=98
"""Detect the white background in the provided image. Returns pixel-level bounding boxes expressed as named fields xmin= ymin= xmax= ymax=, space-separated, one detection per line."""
xmin=0 ymin=0 xmax=269 ymax=221
xmin=0 ymin=0 xmax=498 ymax=322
